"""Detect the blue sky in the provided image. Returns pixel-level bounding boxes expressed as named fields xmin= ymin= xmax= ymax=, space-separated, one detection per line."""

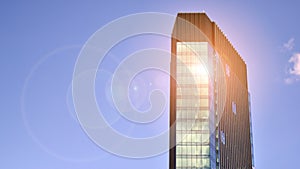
xmin=1 ymin=1 xmax=300 ymax=169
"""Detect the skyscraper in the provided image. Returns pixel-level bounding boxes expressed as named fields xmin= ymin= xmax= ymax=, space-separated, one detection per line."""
xmin=169 ymin=13 xmax=254 ymax=169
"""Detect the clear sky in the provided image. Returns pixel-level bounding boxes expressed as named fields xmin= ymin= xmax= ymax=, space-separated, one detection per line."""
xmin=1 ymin=0 xmax=300 ymax=169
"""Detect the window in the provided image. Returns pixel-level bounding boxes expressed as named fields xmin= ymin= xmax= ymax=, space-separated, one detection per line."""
xmin=232 ymin=101 xmax=237 ymax=115
xmin=220 ymin=131 xmax=226 ymax=145
xmin=226 ymin=64 xmax=230 ymax=77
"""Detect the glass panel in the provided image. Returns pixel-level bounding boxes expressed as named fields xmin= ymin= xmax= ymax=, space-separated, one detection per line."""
xmin=200 ymin=99 xmax=209 ymax=107
xmin=175 ymin=42 xmax=211 ymax=169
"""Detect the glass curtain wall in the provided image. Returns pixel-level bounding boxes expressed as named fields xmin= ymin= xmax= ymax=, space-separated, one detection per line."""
xmin=176 ymin=42 xmax=211 ymax=169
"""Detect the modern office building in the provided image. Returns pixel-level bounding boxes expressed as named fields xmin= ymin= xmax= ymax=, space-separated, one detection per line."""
xmin=169 ymin=13 xmax=254 ymax=169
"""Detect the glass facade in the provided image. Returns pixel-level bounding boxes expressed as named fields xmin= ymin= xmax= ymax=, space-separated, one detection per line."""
xmin=248 ymin=93 xmax=255 ymax=169
xmin=175 ymin=42 xmax=212 ymax=169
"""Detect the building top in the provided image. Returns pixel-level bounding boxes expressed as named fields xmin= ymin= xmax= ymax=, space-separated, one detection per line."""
xmin=172 ymin=13 xmax=248 ymax=89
